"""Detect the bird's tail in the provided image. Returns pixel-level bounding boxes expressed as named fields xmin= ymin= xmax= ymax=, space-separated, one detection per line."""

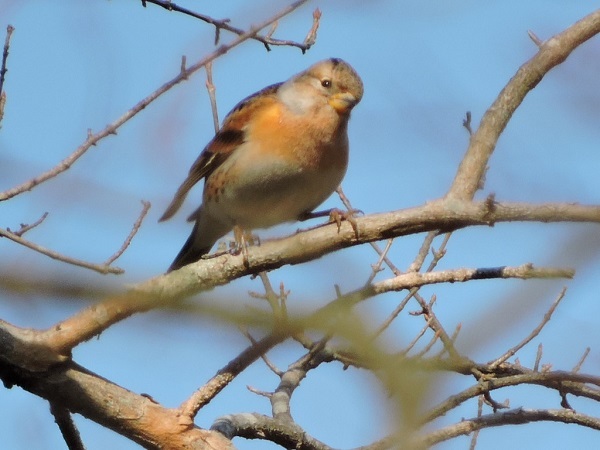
xmin=167 ymin=226 xmax=213 ymax=272
xmin=167 ymin=216 xmax=231 ymax=272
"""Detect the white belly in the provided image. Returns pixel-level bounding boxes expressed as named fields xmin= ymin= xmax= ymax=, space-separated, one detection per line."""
xmin=204 ymin=158 xmax=346 ymax=229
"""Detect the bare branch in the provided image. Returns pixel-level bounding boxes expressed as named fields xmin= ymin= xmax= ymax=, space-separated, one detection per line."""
xmin=0 ymin=226 xmax=124 ymax=275
xmin=103 ymin=200 xmax=151 ymax=266
xmin=5 ymin=197 xmax=583 ymax=364
xmin=421 ymin=368 xmax=600 ymax=426
xmin=49 ymin=403 xmax=86 ymax=450
xmin=7 ymin=211 xmax=49 ymax=236
xmin=400 ymin=317 xmax=434 ymax=356
xmin=447 ymin=9 xmax=600 ymax=200
xmin=468 ymin=395 xmax=484 ymax=450
xmin=205 ymin=61 xmax=220 ymax=133
xmin=369 ymin=264 xmax=573 ymax=303
xmin=0 ymin=357 xmax=232 ymax=449
xmin=240 ymin=327 xmax=283 ymax=376
xmin=271 ymin=338 xmax=329 ymax=422
xmin=365 ymin=238 xmax=393 ymax=285
xmin=407 ymin=231 xmax=438 ymax=273
xmin=528 ymin=30 xmax=543 ymax=47
xmin=0 ymin=1 xmax=309 ymax=202
xmin=415 ymin=408 xmax=600 ymax=448
xmin=462 ymin=110 xmax=473 ymax=135
xmin=179 ymin=332 xmax=287 ymax=418
xmin=141 ymin=0 xmax=316 ymax=52
xmin=303 ymin=8 xmax=322 ymax=50
xmin=0 ymin=25 xmax=14 ymax=126
xmin=212 ymin=413 xmax=332 ymax=450
xmin=0 ymin=25 xmax=14 ymax=99
xmin=488 ymin=287 xmax=568 ymax=369
xmin=534 ymin=343 xmax=543 ymax=372
xmin=573 ymin=347 xmax=591 ymax=374
xmin=336 ymin=186 xmax=401 ymax=277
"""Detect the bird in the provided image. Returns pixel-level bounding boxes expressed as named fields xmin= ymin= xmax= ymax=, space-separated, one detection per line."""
xmin=160 ymin=58 xmax=364 ymax=272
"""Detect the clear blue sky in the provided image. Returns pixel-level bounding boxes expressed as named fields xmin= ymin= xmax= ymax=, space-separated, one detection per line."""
xmin=1 ymin=1 xmax=600 ymax=449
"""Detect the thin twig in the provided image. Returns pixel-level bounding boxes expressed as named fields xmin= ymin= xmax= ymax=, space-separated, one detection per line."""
xmin=434 ymin=323 xmax=461 ymax=358
xmin=179 ymin=332 xmax=287 ymax=418
xmin=373 ymin=229 xmax=449 ymax=338
xmin=0 ymin=91 xmax=5 ymax=126
xmin=488 ymin=287 xmax=567 ymax=369
xmin=400 ymin=316 xmax=434 ymax=356
xmin=205 ymin=61 xmax=220 ymax=133
xmin=246 ymin=385 xmax=273 ymax=398
xmin=141 ymin=0 xmax=317 ymax=52
xmin=468 ymin=395 xmax=484 ymax=450
xmin=336 ymin=187 xmax=401 ymax=276
xmin=482 ymin=391 xmax=509 ymax=412
xmin=0 ymin=25 xmax=14 ymax=98
xmin=318 ymin=264 xmax=574 ymax=329
xmin=373 ymin=288 xmax=418 ymax=339
xmin=365 ymin=238 xmax=393 ymax=285
xmin=0 ymin=0 xmax=310 ymax=202
xmin=572 ymin=347 xmax=591 ymax=374
xmin=302 ymin=8 xmax=321 ymax=50
xmin=103 ymin=200 xmax=151 ymax=266
xmin=413 ymin=329 xmax=441 ymax=358
xmin=426 ymin=233 xmax=452 ymax=271
xmin=0 ymin=227 xmax=123 ymax=274
xmin=7 ymin=212 xmax=49 ymax=236
xmin=534 ymin=343 xmax=543 ymax=372
xmin=240 ymin=326 xmax=283 ymax=376
xmin=528 ymin=30 xmax=543 ymax=47
xmin=408 ymin=231 xmax=438 ymax=273
xmin=0 ymin=25 xmax=15 ymax=126
xmin=255 ymin=271 xmax=287 ymax=324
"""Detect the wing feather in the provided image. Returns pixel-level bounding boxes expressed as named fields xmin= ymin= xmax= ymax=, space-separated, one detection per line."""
xmin=159 ymin=83 xmax=282 ymax=222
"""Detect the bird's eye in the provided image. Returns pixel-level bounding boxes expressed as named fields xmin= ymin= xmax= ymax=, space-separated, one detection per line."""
xmin=321 ymin=79 xmax=332 ymax=88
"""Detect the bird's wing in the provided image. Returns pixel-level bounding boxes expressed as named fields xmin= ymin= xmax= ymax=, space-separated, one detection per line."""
xmin=159 ymin=83 xmax=282 ymax=222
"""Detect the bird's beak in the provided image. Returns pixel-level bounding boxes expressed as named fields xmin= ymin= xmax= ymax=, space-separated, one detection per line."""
xmin=328 ymin=92 xmax=359 ymax=114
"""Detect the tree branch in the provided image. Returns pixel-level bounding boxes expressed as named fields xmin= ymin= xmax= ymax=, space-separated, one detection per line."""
xmin=6 ymin=199 xmax=590 ymax=360
xmin=142 ymin=0 xmax=318 ymax=52
xmin=0 ymin=357 xmax=233 ymax=449
xmin=212 ymin=413 xmax=332 ymax=450
xmin=0 ymin=0 xmax=310 ymax=202
xmin=415 ymin=408 xmax=600 ymax=448
xmin=447 ymin=8 xmax=600 ymax=200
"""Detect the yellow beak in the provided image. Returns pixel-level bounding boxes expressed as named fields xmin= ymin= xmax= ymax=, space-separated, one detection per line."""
xmin=328 ymin=92 xmax=358 ymax=114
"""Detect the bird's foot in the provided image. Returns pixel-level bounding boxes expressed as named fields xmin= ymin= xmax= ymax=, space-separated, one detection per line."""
xmin=231 ymin=226 xmax=260 ymax=266
xmin=299 ymin=208 xmax=362 ymax=235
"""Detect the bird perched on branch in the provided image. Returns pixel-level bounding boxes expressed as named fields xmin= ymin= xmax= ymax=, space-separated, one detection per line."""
xmin=160 ymin=58 xmax=364 ymax=272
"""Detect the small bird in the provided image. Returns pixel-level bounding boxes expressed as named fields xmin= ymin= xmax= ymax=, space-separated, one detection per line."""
xmin=160 ymin=58 xmax=364 ymax=271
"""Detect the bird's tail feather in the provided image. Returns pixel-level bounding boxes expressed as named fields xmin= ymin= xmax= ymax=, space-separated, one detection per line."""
xmin=167 ymin=222 xmax=215 ymax=272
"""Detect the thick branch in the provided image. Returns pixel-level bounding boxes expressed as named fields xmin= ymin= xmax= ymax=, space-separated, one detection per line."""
xmin=0 ymin=358 xmax=233 ymax=450
xmin=212 ymin=413 xmax=331 ymax=450
xmin=16 ymin=199 xmax=594 ymax=357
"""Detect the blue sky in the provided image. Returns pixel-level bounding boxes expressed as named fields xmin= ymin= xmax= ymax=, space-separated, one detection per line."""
xmin=1 ymin=1 xmax=600 ymax=449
